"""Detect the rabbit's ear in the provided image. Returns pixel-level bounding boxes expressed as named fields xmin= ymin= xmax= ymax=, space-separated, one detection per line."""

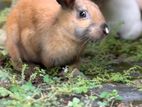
xmin=56 ymin=0 xmax=75 ymax=9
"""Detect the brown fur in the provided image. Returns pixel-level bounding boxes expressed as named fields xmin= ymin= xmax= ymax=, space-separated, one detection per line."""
xmin=6 ymin=0 xmax=107 ymax=68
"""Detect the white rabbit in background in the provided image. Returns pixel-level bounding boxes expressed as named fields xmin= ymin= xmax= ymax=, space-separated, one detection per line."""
xmin=98 ymin=0 xmax=142 ymax=40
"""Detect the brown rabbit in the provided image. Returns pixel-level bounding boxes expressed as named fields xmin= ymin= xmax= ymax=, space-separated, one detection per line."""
xmin=5 ymin=0 xmax=109 ymax=68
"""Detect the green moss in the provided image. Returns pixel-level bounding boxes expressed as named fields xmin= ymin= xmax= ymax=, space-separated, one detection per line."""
xmin=0 ymin=8 xmax=10 ymax=27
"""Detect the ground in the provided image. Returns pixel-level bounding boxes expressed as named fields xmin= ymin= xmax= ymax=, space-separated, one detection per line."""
xmin=0 ymin=7 xmax=142 ymax=107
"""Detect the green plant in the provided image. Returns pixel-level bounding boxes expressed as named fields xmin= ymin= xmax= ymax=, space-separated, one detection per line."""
xmin=68 ymin=97 xmax=84 ymax=107
xmin=97 ymin=90 xmax=123 ymax=107
xmin=0 ymin=8 xmax=10 ymax=26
